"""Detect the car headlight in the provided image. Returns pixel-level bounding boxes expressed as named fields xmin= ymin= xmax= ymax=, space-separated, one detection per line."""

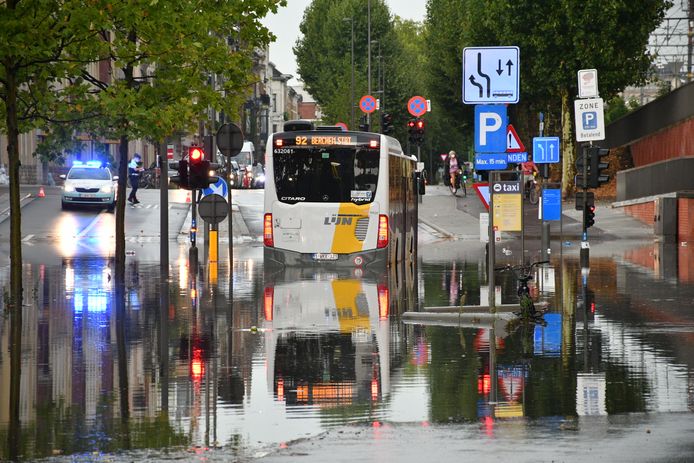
xmin=64 ymin=184 xmax=75 ymax=193
xmin=100 ymin=184 xmax=113 ymax=194
xmin=257 ymin=174 xmax=265 ymax=182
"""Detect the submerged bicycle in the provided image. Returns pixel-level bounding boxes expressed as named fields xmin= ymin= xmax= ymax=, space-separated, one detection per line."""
xmin=495 ymin=260 xmax=549 ymax=323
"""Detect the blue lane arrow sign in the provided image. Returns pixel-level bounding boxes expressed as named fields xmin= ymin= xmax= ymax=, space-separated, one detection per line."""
xmin=532 ymin=136 xmax=560 ymax=163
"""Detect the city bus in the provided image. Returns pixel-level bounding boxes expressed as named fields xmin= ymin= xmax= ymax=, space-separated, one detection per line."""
xmin=263 ymin=121 xmax=418 ymax=268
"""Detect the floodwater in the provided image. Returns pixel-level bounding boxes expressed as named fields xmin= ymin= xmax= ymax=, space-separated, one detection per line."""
xmin=1 ymin=241 xmax=694 ymax=462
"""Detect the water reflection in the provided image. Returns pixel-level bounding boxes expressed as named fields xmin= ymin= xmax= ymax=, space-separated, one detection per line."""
xmin=0 ymin=246 xmax=693 ymax=460
xmin=263 ymin=268 xmax=393 ymax=417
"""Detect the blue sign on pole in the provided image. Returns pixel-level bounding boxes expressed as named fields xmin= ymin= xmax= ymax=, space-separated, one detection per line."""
xmin=474 ymin=105 xmax=507 ymax=153
xmin=542 ymin=187 xmax=562 ymax=221
xmin=507 ymin=152 xmax=528 ymax=163
xmin=532 ymin=136 xmax=560 ymax=163
xmin=202 ymin=177 xmax=228 ymax=198
xmin=475 ymin=153 xmax=508 ymax=170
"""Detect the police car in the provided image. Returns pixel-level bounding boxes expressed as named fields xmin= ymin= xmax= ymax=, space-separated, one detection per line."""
xmin=60 ymin=161 xmax=117 ymax=212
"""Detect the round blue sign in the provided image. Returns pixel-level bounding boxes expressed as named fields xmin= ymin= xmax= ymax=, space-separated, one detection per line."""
xmin=202 ymin=177 xmax=228 ymax=198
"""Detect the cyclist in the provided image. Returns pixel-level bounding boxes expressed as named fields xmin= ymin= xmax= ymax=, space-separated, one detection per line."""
xmin=448 ymin=150 xmax=459 ymax=188
xmin=521 ymin=158 xmax=539 ymax=192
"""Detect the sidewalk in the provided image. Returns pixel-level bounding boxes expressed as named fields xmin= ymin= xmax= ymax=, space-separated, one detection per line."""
xmin=418 ymin=183 xmax=654 ymax=243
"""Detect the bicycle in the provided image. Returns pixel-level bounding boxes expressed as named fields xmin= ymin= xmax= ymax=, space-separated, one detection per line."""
xmin=525 ymin=174 xmax=540 ymax=205
xmin=495 ymin=260 xmax=549 ymax=323
xmin=140 ymin=168 xmax=158 ymax=189
xmin=449 ymin=169 xmax=466 ymax=197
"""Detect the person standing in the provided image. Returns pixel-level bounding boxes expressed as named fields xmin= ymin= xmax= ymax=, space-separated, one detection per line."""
xmin=128 ymin=153 xmax=144 ymax=204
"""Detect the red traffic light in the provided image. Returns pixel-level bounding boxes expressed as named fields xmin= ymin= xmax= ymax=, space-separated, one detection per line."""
xmin=189 ymin=146 xmax=204 ymax=163
xmin=416 ymin=120 xmax=425 ymax=129
xmin=407 ymin=120 xmax=415 ymax=128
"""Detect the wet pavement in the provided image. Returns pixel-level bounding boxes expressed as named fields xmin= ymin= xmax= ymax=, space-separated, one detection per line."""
xmin=0 ymin=185 xmax=693 ymax=462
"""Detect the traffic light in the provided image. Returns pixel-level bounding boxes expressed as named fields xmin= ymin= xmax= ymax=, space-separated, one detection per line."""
xmin=381 ymin=112 xmax=393 ymax=134
xmin=171 ymin=159 xmax=189 ymax=189
xmin=584 ymin=205 xmax=596 ymax=229
xmin=407 ymin=119 xmax=416 ymax=144
xmin=589 ymin=146 xmax=610 ymax=188
xmin=415 ymin=118 xmax=425 ymax=145
xmin=188 ymin=146 xmax=210 ymax=189
xmin=574 ymin=145 xmax=589 ymax=189
xmin=358 ymin=115 xmax=369 ymax=132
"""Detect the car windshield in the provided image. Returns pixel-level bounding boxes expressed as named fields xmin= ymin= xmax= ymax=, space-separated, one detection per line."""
xmin=68 ymin=167 xmax=111 ymax=180
xmin=273 ymin=146 xmax=379 ymax=204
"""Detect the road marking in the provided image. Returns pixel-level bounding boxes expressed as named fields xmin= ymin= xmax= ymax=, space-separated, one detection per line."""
xmin=75 ymin=210 xmax=106 ymax=239
xmin=22 ymin=234 xmax=34 ymax=242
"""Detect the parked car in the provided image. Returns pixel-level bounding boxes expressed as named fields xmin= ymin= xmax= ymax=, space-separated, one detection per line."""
xmin=61 ymin=161 xmax=117 ymax=212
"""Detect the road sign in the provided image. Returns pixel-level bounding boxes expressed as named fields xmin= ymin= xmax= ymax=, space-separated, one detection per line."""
xmin=474 ymin=105 xmax=507 ymax=153
xmin=216 ymin=123 xmax=244 ymax=157
xmin=578 ymin=69 xmax=599 ymax=98
xmin=198 ymin=194 xmax=228 ymax=224
xmin=462 ymin=46 xmax=520 ymax=104
xmin=506 ymin=124 xmax=525 ymax=152
xmin=473 ymin=183 xmax=490 ymax=210
xmin=359 ymin=95 xmax=377 ymax=114
xmin=166 ymin=144 xmax=174 ymax=160
xmin=439 ymin=153 xmax=448 ymax=162
xmin=532 ymin=136 xmax=560 ymax=163
xmin=335 ymin=122 xmax=348 ymax=131
xmin=507 ymin=152 xmax=528 ymax=163
xmin=491 ymin=180 xmax=522 ymax=231
xmin=475 ymin=153 xmax=508 ymax=170
xmin=574 ymin=98 xmax=605 ymax=142
xmin=202 ymin=177 xmax=228 ymax=198
xmin=407 ymin=96 xmax=428 ymax=117
xmin=542 ymin=186 xmax=562 ymax=221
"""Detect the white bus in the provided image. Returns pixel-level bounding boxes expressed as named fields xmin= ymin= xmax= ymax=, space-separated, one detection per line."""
xmin=263 ymin=121 xmax=418 ymax=268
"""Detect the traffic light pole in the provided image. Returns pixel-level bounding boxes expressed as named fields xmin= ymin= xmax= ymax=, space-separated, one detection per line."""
xmin=580 ymin=143 xmax=590 ymax=267
xmin=190 ymin=189 xmax=199 ymax=273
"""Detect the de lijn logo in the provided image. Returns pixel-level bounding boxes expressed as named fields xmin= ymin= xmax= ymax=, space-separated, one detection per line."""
xmin=324 ymin=213 xmax=362 ymax=226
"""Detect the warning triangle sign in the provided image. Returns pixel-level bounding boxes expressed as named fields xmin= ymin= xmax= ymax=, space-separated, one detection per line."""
xmin=506 ymin=124 xmax=525 ymax=153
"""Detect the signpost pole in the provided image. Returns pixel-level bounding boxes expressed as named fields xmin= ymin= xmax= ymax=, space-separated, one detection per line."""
xmin=540 ymin=113 xmax=550 ymax=261
xmin=190 ymin=189 xmax=198 ymax=274
xmin=488 ymin=172 xmax=496 ymax=312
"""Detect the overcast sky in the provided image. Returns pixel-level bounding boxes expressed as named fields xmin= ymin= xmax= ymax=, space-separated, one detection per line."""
xmin=262 ymin=1 xmax=427 ymax=85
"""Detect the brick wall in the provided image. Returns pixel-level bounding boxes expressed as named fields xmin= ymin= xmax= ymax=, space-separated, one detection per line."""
xmin=630 ymin=117 xmax=694 ymax=167
xmin=623 ymin=201 xmax=655 ymax=227
xmin=678 ymin=198 xmax=694 ymax=243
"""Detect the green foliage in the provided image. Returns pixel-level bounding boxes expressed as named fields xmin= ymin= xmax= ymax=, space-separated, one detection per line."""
xmin=605 ymin=95 xmax=641 ymax=125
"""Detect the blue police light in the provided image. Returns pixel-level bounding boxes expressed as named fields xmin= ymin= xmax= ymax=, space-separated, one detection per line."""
xmin=86 ymin=160 xmax=103 ymax=168
xmin=73 ymin=160 xmax=84 ymax=166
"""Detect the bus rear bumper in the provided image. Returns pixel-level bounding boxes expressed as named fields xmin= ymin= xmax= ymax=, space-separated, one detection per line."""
xmin=264 ymin=247 xmax=388 ymax=269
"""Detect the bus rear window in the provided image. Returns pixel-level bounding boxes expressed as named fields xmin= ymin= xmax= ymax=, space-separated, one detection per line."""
xmin=273 ymin=147 xmax=379 ymax=204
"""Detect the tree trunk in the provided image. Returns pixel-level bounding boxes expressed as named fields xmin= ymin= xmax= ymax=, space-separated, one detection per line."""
xmin=115 ymin=134 xmax=128 ymax=285
xmin=4 ymin=48 xmax=23 ymax=459
xmin=560 ymin=88 xmax=575 ymax=198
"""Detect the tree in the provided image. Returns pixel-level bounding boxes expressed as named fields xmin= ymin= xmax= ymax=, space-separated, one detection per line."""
xmin=55 ymin=0 xmax=284 ymax=287
xmin=0 ymin=2 xmax=106 ymax=457
xmin=422 ymin=0 xmax=669 ymax=194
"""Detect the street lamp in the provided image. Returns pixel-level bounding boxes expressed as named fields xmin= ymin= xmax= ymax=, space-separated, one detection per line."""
xmin=343 ymin=17 xmax=355 ymax=129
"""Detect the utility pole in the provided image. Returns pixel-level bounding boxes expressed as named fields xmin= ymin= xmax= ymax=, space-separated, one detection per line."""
xmin=539 ymin=112 xmax=550 ymax=261
xmin=367 ymin=0 xmax=371 ymax=127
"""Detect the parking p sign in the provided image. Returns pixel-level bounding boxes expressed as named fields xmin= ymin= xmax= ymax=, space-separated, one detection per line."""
xmin=574 ymin=97 xmax=605 ymax=142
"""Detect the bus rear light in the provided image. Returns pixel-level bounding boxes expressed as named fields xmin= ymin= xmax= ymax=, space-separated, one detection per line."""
xmin=378 ymin=284 xmax=389 ymax=319
xmin=275 ymin=138 xmax=283 ymax=147
xmin=264 ymin=286 xmax=274 ymax=321
xmin=369 ymin=140 xmax=379 ymax=148
xmin=263 ymin=213 xmax=274 ymax=247
xmin=377 ymin=215 xmax=388 ymax=249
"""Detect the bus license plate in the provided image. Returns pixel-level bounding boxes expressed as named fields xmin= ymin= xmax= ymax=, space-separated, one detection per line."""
xmin=312 ymin=253 xmax=338 ymax=261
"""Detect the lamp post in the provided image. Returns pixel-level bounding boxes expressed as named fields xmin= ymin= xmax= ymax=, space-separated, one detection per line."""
xmin=343 ymin=17 xmax=355 ymax=129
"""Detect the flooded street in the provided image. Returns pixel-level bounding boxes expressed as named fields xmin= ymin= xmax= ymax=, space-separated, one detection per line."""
xmin=1 ymin=236 xmax=694 ymax=461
